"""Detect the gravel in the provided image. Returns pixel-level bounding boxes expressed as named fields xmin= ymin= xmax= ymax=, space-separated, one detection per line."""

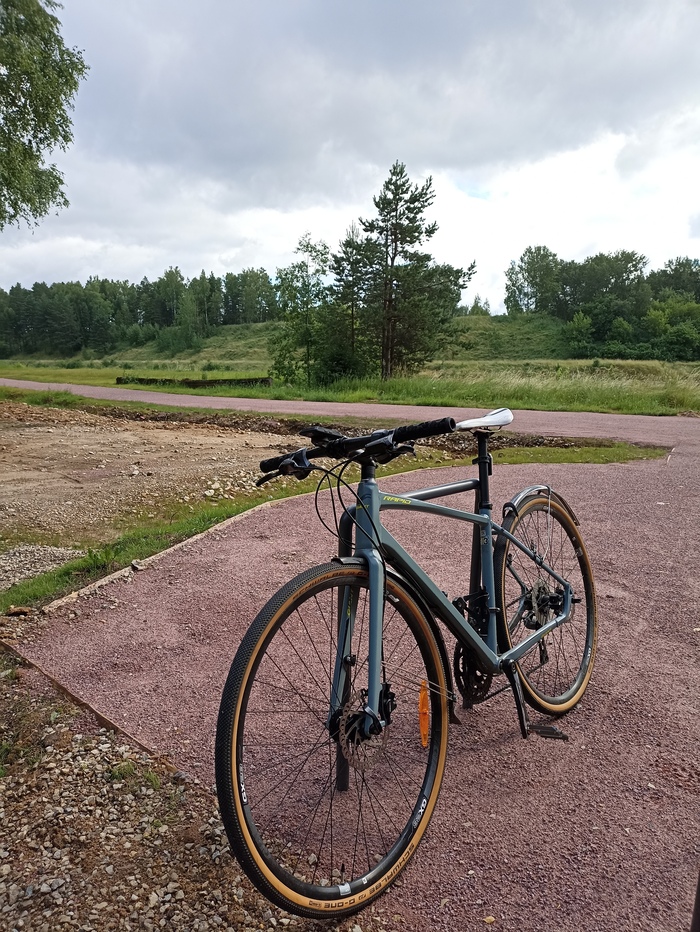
xmin=0 ymin=400 xmax=284 ymax=548
xmin=0 ymin=660 xmax=384 ymax=932
xmin=0 ymin=545 xmax=86 ymax=592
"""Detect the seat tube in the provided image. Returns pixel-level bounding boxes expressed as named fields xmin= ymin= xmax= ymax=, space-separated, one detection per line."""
xmin=475 ymin=431 xmax=498 ymax=654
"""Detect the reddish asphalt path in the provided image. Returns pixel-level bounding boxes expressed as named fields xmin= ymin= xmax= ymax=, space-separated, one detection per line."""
xmin=1 ymin=376 xmax=696 ymax=446
xmin=5 ymin=378 xmax=700 ymax=931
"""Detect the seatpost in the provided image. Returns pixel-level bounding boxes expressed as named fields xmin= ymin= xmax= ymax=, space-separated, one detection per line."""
xmin=473 ymin=431 xmax=498 ymax=653
xmin=473 ymin=431 xmax=492 ymax=510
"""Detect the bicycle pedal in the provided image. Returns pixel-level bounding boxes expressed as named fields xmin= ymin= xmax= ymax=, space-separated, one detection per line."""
xmin=528 ymin=722 xmax=569 ymax=741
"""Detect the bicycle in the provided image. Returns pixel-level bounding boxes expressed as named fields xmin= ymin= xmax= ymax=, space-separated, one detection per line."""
xmin=215 ymin=408 xmax=598 ymax=919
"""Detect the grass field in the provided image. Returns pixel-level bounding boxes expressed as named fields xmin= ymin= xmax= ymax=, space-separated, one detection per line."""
xmin=2 ymin=356 xmax=699 ymax=415
xmin=2 ymin=315 xmax=699 ymax=414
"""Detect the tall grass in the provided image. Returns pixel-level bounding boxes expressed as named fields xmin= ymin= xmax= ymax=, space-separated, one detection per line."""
xmin=2 ymin=356 xmax=699 ymax=415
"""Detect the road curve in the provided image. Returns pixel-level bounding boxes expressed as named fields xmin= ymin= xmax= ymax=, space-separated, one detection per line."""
xmin=1 ymin=376 xmax=698 ymax=446
xmin=7 ymin=375 xmax=700 ymax=931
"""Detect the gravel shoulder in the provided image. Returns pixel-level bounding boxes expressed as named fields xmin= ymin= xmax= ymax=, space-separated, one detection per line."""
xmin=0 ymin=653 xmax=376 ymax=932
xmin=0 ymin=400 xmax=289 ymax=555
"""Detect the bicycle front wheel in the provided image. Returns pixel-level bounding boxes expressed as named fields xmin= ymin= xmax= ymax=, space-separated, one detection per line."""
xmin=215 ymin=563 xmax=449 ymax=919
xmin=493 ymin=494 xmax=598 ymax=715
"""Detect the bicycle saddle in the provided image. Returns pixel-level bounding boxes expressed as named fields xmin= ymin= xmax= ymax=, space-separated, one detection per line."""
xmin=455 ymin=407 xmax=514 ymax=431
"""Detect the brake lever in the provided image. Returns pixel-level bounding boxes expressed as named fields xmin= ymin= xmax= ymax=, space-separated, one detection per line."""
xmin=256 ymin=471 xmax=280 ymax=487
xmin=281 ymin=448 xmax=313 ymax=478
xmin=298 ymin=425 xmax=344 ymax=446
xmin=258 ymin=449 xmax=315 ymax=485
xmin=372 ymin=442 xmax=416 ymax=465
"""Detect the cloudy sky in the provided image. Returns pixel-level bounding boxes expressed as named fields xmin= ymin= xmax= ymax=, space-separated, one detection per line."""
xmin=2 ymin=0 xmax=700 ymax=311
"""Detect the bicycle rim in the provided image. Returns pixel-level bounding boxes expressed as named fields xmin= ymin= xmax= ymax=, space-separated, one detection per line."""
xmin=215 ymin=564 xmax=449 ymax=919
xmin=495 ymin=497 xmax=597 ymax=713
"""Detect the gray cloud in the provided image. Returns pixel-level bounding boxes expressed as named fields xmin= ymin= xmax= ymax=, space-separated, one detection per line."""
xmin=2 ymin=0 xmax=699 ymax=295
xmin=59 ymin=0 xmax=700 ymax=207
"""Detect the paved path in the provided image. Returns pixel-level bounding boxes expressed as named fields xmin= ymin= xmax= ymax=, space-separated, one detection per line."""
xmin=5 ymin=378 xmax=700 ymax=930
xmin=1 ymin=376 xmax=698 ymax=446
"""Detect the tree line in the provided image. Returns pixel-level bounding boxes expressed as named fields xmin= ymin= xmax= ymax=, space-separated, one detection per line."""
xmin=505 ymin=247 xmax=700 ymax=361
xmin=0 ymin=266 xmax=278 ymax=357
xmin=0 ymin=163 xmax=474 ymax=381
xmin=2 ymin=166 xmax=700 ymax=371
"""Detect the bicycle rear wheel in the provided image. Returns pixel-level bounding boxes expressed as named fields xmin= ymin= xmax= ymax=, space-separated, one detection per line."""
xmin=493 ymin=494 xmax=597 ymax=715
xmin=215 ymin=563 xmax=449 ymax=919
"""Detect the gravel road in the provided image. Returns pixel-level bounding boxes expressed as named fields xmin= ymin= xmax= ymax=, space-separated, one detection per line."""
xmin=0 ymin=376 xmax=695 ymax=445
xmin=3 ymin=383 xmax=700 ymax=930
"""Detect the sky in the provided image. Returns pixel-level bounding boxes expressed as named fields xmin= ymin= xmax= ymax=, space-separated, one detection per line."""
xmin=2 ymin=0 xmax=700 ymax=312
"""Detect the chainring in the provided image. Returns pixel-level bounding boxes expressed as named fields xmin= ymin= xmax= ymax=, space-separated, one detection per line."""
xmin=453 ymin=643 xmax=493 ymax=708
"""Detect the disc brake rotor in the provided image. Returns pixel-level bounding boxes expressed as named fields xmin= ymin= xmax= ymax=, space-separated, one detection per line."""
xmin=338 ymin=691 xmax=388 ymax=772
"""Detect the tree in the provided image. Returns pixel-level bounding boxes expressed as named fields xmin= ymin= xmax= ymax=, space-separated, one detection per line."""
xmin=504 ymin=246 xmax=561 ymax=317
xmin=188 ymin=270 xmax=222 ymax=330
xmin=158 ymin=267 xmax=186 ymax=327
xmin=328 ymin=222 xmax=392 ymax=379
xmin=222 ymin=269 xmax=277 ymax=324
xmin=559 ymin=250 xmax=650 ymax=340
xmin=0 ymin=0 xmax=88 ymax=227
xmin=272 ymin=235 xmax=330 ymax=385
xmin=564 ymin=311 xmax=594 ymax=358
xmin=359 ymin=162 xmax=474 ymax=378
xmin=464 ymin=294 xmax=491 ymax=316
xmin=647 ymin=257 xmax=700 ymax=302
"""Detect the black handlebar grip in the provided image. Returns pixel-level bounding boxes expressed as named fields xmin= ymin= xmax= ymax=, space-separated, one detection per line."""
xmin=393 ymin=417 xmax=456 ymax=444
xmin=260 ymin=452 xmax=290 ymax=473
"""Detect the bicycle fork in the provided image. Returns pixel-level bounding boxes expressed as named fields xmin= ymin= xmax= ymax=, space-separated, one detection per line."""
xmin=328 ymin=472 xmax=392 ymax=792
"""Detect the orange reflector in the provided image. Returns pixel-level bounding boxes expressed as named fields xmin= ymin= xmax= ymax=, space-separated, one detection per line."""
xmin=418 ymin=679 xmax=429 ymax=748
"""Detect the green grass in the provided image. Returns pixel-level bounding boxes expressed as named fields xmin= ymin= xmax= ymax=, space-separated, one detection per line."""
xmin=108 ymin=760 xmax=136 ymax=781
xmin=0 ymin=491 xmax=288 ymax=613
xmin=448 ymin=314 xmax=571 ymax=359
xmin=0 ymin=652 xmax=74 ymax=775
xmin=2 ymin=354 xmax=699 ymax=414
xmin=491 ymin=442 xmax=665 ymax=465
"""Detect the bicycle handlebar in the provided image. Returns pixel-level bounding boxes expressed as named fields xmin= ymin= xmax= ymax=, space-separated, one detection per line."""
xmin=259 ymin=416 xmax=456 ymax=475
xmin=393 ymin=416 xmax=456 ymax=444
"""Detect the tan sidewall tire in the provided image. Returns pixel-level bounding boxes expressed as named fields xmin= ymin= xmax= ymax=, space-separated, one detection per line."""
xmin=216 ymin=564 xmax=450 ymax=920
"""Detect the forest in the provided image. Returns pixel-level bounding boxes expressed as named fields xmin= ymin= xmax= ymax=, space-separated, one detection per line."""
xmin=1 ymin=164 xmax=700 ymax=376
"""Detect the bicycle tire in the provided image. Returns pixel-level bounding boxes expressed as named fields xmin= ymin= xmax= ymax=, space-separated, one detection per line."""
xmin=493 ymin=494 xmax=597 ymax=714
xmin=215 ymin=562 xmax=449 ymax=919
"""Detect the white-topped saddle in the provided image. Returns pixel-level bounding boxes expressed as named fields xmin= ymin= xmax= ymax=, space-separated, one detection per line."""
xmin=455 ymin=407 xmax=514 ymax=431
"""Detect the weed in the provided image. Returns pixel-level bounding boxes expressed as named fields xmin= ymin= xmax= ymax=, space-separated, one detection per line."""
xmin=109 ymin=760 xmax=136 ymax=781
xmin=144 ymin=770 xmax=161 ymax=790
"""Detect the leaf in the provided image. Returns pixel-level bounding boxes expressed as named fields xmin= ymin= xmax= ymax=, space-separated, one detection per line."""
xmin=483 ymin=918 xmax=496 ymax=925
xmin=439 ymin=898 xmax=449 ymax=908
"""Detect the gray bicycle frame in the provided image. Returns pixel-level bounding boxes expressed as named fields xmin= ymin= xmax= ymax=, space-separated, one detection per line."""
xmin=329 ymin=472 xmax=574 ymax=730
